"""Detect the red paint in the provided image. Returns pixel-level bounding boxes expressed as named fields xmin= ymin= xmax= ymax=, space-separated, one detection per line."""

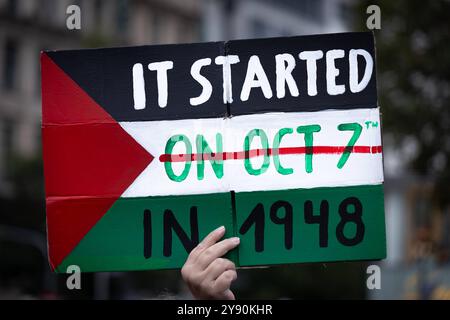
xmin=46 ymin=196 xmax=116 ymax=271
xmin=159 ymin=145 xmax=383 ymax=162
xmin=41 ymin=54 xmax=115 ymax=125
xmin=41 ymin=53 xmax=154 ymax=269
xmin=43 ymin=124 xmax=154 ymax=197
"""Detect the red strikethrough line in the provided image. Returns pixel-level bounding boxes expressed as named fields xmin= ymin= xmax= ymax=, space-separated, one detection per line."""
xmin=159 ymin=145 xmax=383 ymax=163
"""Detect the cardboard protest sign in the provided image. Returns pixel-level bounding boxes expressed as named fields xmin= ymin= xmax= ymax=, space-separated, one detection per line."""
xmin=41 ymin=32 xmax=386 ymax=272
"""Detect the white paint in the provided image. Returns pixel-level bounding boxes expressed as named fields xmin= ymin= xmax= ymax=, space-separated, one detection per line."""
xmin=148 ymin=61 xmax=173 ymax=108
xmin=275 ymin=53 xmax=299 ymax=98
xmin=349 ymin=49 xmax=373 ymax=93
xmin=132 ymin=48 xmax=375 ymax=107
xmin=121 ymin=117 xmax=228 ymax=197
xmin=215 ymin=55 xmax=240 ymax=104
xmin=190 ymin=58 xmax=213 ymax=106
xmin=120 ymin=108 xmax=383 ymax=197
xmin=326 ymin=49 xmax=345 ymax=95
xmin=132 ymin=63 xmax=146 ymax=110
xmin=227 ymin=108 xmax=383 ymax=193
xmin=240 ymin=55 xmax=273 ymax=101
xmin=299 ymin=50 xmax=323 ymax=96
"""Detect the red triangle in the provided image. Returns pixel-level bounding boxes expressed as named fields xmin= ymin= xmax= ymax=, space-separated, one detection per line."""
xmin=41 ymin=53 xmax=154 ymax=269
xmin=45 ymin=196 xmax=117 ymax=271
xmin=41 ymin=53 xmax=114 ymax=125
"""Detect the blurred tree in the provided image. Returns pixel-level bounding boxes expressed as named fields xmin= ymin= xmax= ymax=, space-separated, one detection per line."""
xmin=353 ymin=0 xmax=450 ymax=208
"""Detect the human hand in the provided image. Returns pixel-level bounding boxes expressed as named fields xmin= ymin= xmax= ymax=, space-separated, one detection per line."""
xmin=181 ymin=226 xmax=240 ymax=300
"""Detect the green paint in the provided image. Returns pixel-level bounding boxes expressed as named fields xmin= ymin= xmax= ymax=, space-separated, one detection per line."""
xmin=56 ymin=186 xmax=385 ymax=272
xmin=244 ymin=129 xmax=270 ymax=176
xmin=273 ymin=128 xmax=294 ymax=175
xmin=235 ymin=184 xmax=386 ymax=267
xmin=296 ymin=124 xmax=321 ymax=173
xmin=57 ymin=193 xmax=234 ymax=272
xmin=365 ymin=120 xmax=378 ymax=129
xmin=164 ymin=134 xmax=192 ymax=182
xmin=196 ymin=133 xmax=223 ymax=180
xmin=337 ymin=122 xmax=362 ymax=169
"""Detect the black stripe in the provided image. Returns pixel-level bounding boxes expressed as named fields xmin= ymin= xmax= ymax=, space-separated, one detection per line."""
xmin=45 ymin=32 xmax=377 ymax=122
xmin=227 ymin=32 xmax=377 ymax=115
xmin=46 ymin=41 xmax=227 ymax=122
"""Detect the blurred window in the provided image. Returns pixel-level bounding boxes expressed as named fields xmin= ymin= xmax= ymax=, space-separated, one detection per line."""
xmin=339 ymin=2 xmax=353 ymax=25
xmin=2 ymin=118 xmax=14 ymax=180
xmin=297 ymin=0 xmax=323 ymax=22
xmin=264 ymin=0 xmax=323 ymax=23
xmin=3 ymin=39 xmax=18 ymax=91
xmin=177 ymin=19 xmax=187 ymax=43
xmin=94 ymin=0 xmax=104 ymax=31
xmin=152 ymin=11 xmax=161 ymax=44
xmin=116 ymin=0 xmax=129 ymax=34
xmin=7 ymin=0 xmax=17 ymax=16
xmin=38 ymin=0 xmax=53 ymax=24
xmin=251 ymin=19 xmax=269 ymax=38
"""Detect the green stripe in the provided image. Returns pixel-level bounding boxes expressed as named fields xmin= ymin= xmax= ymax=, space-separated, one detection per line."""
xmin=236 ymin=184 xmax=386 ymax=266
xmin=56 ymin=185 xmax=385 ymax=272
xmin=56 ymin=192 xmax=234 ymax=272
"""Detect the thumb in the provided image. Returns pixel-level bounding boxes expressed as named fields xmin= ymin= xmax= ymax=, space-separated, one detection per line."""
xmin=221 ymin=289 xmax=235 ymax=300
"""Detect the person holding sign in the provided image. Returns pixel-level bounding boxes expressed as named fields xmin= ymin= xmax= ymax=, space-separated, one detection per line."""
xmin=181 ymin=226 xmax=240 ymax=300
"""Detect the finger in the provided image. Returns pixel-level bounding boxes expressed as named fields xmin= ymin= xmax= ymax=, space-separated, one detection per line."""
xmin=197 ymin=237 xmax=240 ymax=269
xmin=221 ymin=289 xmax=235 ymax=300
xmin=188 ymin=226 xmax=226 ymax=260
xmin=213 ymin=269 xmax=237 ymax=294
xmin=203 ymin=258 xmax=235 ymax=282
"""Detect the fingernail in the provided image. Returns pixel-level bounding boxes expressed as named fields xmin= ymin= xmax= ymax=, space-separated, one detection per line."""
xmin=216 ymin=226 xmax=225 ymax=232
xmin=231 ymin=237 xmax=240 ymax=244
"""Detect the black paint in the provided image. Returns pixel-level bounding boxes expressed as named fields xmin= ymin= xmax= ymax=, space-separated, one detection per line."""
xmin=46 ymin=42 xmax=226 ymax=121
xmin=270 ymin=201 xmax=293 ymax=250
xmin=336 ymin=197 xmax=365 ymax=246
xmin=163 ymin=207 xmax=199 ymax=257
xmin=45 ymin=32 xmax=377 ymax=122
xmin=239 ymin=203 xmax=265 ymax=252
xmin=304 ymin=200 xmax=329 ymax=248
xmin=227 ymin=32 xmax=377 ymax=115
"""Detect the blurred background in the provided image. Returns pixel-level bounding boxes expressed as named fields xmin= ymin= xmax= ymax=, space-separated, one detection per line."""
xmin=0 ymin=0 xmax=449 ymax=299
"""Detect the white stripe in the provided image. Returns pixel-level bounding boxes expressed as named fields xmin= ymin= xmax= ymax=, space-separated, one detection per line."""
xmin=120 ymin=108 xmax=383 ymax=197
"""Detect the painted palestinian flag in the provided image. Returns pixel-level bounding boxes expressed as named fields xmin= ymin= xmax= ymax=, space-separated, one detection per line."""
xmin=41 ymin=32 xmax=386 ymax=272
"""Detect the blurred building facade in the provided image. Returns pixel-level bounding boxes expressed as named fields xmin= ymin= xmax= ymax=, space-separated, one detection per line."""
xmin=0 ymin=0 xmax=201 ymax=299
xmin=0 ymin=0 xmax=201 ymax=197
xmin=203 ymin=0 xmax=352 ymax=41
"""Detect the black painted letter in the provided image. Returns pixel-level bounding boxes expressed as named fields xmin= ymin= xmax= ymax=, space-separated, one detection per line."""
xmin=163 ymin=207 xmax=199 ymax=257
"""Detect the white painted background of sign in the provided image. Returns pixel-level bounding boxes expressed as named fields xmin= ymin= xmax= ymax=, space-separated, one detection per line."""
xmin=120 ymin=108 xmax=383 ymax=197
